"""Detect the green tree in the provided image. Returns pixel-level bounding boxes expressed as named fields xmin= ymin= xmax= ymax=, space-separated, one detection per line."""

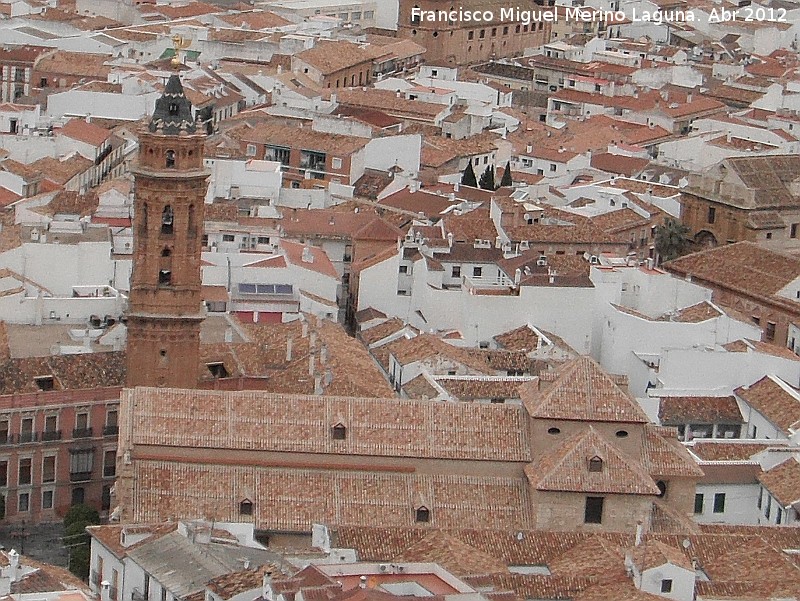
xmin=500 ymin=161 xmax=513 ymax=187
xmin=63 ymin=504 xmax=100 ymax=528
xmin=479 ymin=165 xmax=496 ymax=190
xmin=461 ymin=161 xmax=477 ymax=188
xmin=655 ymin=218 xmax=690 ymax=264
xmin=63 ymin=504 xmax=100 ymax=580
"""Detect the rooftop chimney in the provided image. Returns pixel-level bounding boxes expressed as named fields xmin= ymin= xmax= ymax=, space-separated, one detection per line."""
xmin=635 ymin=521 xmax=644 ymax=546
xmin=359 ymin=576 xmax=368 ymax=589
xmin=301 ymin=245 xmax=314 ymax=263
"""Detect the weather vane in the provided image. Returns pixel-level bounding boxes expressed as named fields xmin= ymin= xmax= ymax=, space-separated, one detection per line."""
xmin=170 ymin=34 xmax=191 ymax=68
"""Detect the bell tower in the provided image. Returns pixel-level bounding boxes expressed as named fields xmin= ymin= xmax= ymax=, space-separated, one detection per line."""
xmin=126 ymin=74 xmax=208 ymax=388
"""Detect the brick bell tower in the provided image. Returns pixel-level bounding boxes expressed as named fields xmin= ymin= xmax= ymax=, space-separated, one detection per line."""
xmin=126 ymin=74 xmax=208 ymax=388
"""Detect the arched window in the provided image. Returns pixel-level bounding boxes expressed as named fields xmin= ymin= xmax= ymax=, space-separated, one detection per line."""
xmin=415 ymin=506 xmax=430 ymax=523
xmin=165 ymin=149 xmax=176 ymax=168
xmin=239 ymin=499 xmax=253 ymax=516
xmin=161 ymin=205 xmax=174 ymax=235
xmin=588 ymin=456 xmax=603 ymax=473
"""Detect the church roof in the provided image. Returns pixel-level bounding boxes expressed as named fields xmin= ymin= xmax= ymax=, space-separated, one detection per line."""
xmin=149 ymin=74 xmax=197 ymax=135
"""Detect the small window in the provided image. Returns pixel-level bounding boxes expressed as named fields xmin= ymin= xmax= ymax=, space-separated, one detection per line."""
xmin=584 ymin=496 xmax=603 ymax=523
xmin=246 ymin=144 xmax=256 ymax=156
xmin=766 ymin=232 xmax=773 ymax=240
xmin=766 ymin=322 xmax=776 ymax=341
xmin=707 ymin=206 xmax=716 ymax=224
xmin=42 ymin=489 xmax=54 ymax=510
xmin=207 ymin=363 xmax=229 ymax=379
xmin=158 ymin=270 xmax=172 ymax=285
xmin=399 ymin=265 xmax=408 ymax=274
xmin=222 ymin=234 xmax=235 ymax=242
xmin=239 ymin=499 xmax=253 ymax=515
xmin=468 ymin=31 xmax=474 ymax=40
xmin=415 ymin=506 xmax=430 ymax=522
xmin=18 ymin=492 xmax=29 ymax=513
xmin=165 ymin=149 xmax=175 ymax=168
xmin=656 ymin=480 xmax=667 ymax=498
xmin=694 ymin=493 xmax=704 ymax=514
xmin=332 ymin=157 xmax=343 ymax=169
xmin=588 ymin=456 xmax=603 ymax=473
xmin=615 ymin=430 xmax=628 ymax=438
xmin=792 ymin=223 xmax=798 ymax=238
xmin=661 ymin=579 xmax=673 ymax=594
xmin=547 ymin=427 xmax=561 ymax=435
xmin=713 ymin=492 xmax=726 ymax=513
xmin=331 ymin=424 xmax=347 ymax=440
xmin=473 ymin=266 xmax=482 ymax=277
xmin=452 ymin=266 xmax=461 ymax=278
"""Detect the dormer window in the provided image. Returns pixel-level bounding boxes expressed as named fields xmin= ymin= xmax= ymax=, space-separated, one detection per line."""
xmin=168 ymin=102 xmax=179 ymax=116
xmin=588 ymin=456 xmax=603 ymax=473
xmin=415 ymin=506 xmax=430 ymax=523
xmin=331 ymin=423 xmax=347 ymax=440
xmin=239 ymin=499 xmax=253 ymax=516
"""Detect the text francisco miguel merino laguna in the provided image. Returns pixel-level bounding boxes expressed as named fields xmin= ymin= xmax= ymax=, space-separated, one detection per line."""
xmin=411 ymin=5 xmax=701 ymax=24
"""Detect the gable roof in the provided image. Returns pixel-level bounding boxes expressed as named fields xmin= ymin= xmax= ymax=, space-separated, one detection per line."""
xmin=758 ymin=456 xmax=800 ymax=508
xmin=522 ymin=356 xmax=649 ymax=423
xmin=735 ymin=375 xmax=800 ymax=434
xmin=526 ymin=427 xmax=660 ymax=495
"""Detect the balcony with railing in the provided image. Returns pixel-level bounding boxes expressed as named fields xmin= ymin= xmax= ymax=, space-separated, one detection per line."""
xmin=73 ymin=427 xmax=93 ymax=439
xmin=41 ymin=430 xmax=62 ymax=442
xmin=18 ymin=431 xmax=37 ymax=444
xmin=103 ymin=465 xmax=116 ymax=478
xmin=103 ymin=425 xmax=119 ymax=436
xmin=70 ymin=470 xmax=93 ymax=482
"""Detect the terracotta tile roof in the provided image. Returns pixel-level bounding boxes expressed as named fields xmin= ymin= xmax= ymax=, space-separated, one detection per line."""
xmin=129 ymin=460 xmax=534 ymax=531
xmin=296 ymin=41 xmax=385 ymax=75
xmin=735 ymin=375 xmax=800 ymax=434
xmin=385 ymin=334 xmax=493 ymax=373
xmin=665 ymin=241 xmax=800 ymax=304
xmin=34 ymin=155 xmax=94 ymax=187
xmin=589 ymin=153 xmax=649 ymax=177
xmin=527 ymin=427 xmax=660 ymax=495
xmin=124 ymin=386 xmax=531 ymax=462
xmin=218 ymin=10 xmax=290 ymax=29
xmin=642 ymin=425 xmax=704 ymax=478
xmin=436 ymin=376 xmax=532 ymax=401
xmin=493 ymin=325 xmax=539 ymax=352
xmin=333 ymin=89 xmax=445 ymax=121
xmin=86 ymin=523 xmax=179 ymax=560
xmin=758 ymin=456 xmax=800 ymax=507
xmin=658 ymin=396 xmax=742 ymax=426
xmin=207 ymin=565 xmax=278 ymax=599
xmin=359 ymin=318 xmax=408 ymax=346
xmin=0 ymin=351 xmax=125 ymax=394
xmin=34 ymin=50 xmax=111 ymax=78
xmin=688 ymin=440 xmax=776 ymax=462
xmin=60 ymin=118 xmax=112 ymax=147
xmin=234 ymin=122 xmax=368 ymax=155
xmin=281 ymin=241 xmax=338 ymax=278
xmin=402 ymin=374 xmax=440 ymax=400
xmin=522 ymin=356 xmax=649 ymax=423
xmin=391 ymin=531 xmax=509 ymax=576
